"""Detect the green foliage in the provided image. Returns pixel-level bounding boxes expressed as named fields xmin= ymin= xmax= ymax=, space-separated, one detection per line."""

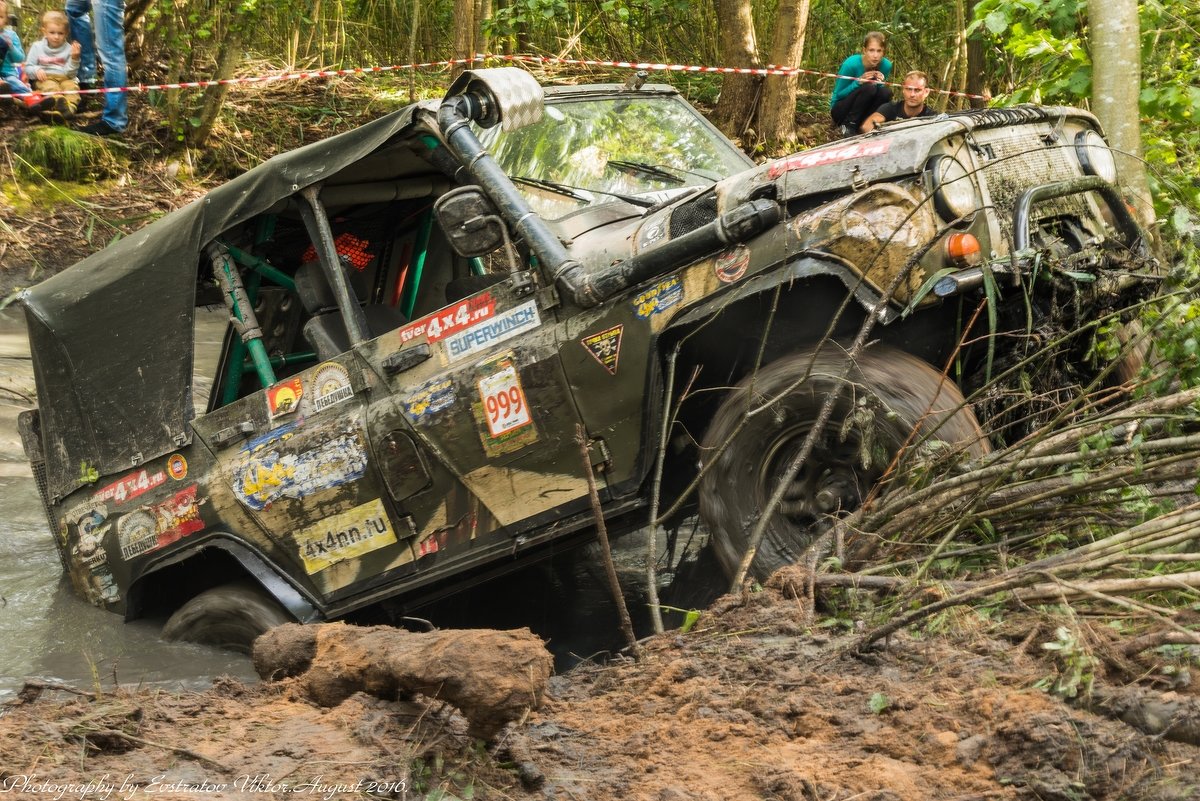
xmin=12 ymin=128 xmax=121 ymax=182
xmin=868 ymin=692 xmax=890 ymax=714
xmin=1036 ymin=625 xmax=1097 ymax=699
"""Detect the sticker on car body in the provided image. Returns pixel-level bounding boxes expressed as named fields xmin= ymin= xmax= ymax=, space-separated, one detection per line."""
xmin=445 ymin=299 xmax=540 ymax=362
xmin=167 ymin=453 xmax=188 ymax=480
xmin=93 ymin=468 xmax=166 ymax=505
xmin=473 ymin=352 xmax=539 ymax=457
xmin=310 ymin=362 xmax=354 ymax=412
xmin=398 ymin=293 xmax=495 ymax=345
xmin=296 ymin=497 xmax=398 ymax=574
xmin=405 ymin=377 xmax=456 ymax=420
xmin=232 ymin=427 xmax=368 ymax=511
xmin=116 ymin=485 xmax=206 ymax=560
xmin=767 ymin=139 xmax=892 ymax=179
xmin=581 ymin=325 xmax=623 ymax=374
xmin=633 ymin=276 xmax=683 ymax=319
xmin=267 ymin=377 xmax=304 ymax=418
xmin=715 ymin=245 xmax=751 ymax=283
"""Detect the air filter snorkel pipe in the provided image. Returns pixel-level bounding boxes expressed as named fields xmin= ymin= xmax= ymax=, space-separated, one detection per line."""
xmin=437 ymin=68 xmax=781 ymax=308
xmin=437 ymin=69 xmax=602 ymax=307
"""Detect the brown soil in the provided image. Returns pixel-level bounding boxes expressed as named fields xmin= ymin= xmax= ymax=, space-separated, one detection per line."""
xmin=3 ymin=581 xmax=1197 ymax=800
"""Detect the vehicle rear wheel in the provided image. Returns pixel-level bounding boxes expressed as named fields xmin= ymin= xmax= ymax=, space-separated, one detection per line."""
xmin=162 ymin=581 xmax=292 ymax=654
xmin=699 ymin=345 xmax=990 ymax=581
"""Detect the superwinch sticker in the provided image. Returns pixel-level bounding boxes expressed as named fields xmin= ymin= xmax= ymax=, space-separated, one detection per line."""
xmin=297 ymin=498 xmax=398 ymax=574
xmin=311 ymin=362 xmax=354 ymax=412
xmin=445 ymin=299 xmax=540 ymax=362
xmin=581 ymin=325 xmax=623 ymax=375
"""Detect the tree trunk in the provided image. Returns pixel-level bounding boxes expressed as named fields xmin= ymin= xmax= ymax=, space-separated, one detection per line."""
xmin=754 ymin=0 xmax=811 ymax=150
xmin=966 ymin=0 xmax=987 ymax=108
xmin=710 ymin=0 xmax=762 ymax=141
xmin=186 ymin=20 xmax=245 ymax=148
xmin=451 ymin=0 xmax=476 ymax=80
xmin=1090 ymin=0 xmax=1152 ymax=217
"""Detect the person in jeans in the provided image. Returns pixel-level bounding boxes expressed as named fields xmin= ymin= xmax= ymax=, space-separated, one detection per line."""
xmin=829 ymin=31 xmax=893 ymax=138
xmin=66 ymin=0 xmax=125 ymax=134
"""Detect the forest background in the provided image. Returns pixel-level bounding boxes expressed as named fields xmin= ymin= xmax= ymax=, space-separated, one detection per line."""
xmin=3 ymin=0 xmax=1197 ymax=217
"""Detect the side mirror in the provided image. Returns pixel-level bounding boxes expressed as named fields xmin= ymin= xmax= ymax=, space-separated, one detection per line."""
xmin=434 ymin=186 xmax=508 ymax=258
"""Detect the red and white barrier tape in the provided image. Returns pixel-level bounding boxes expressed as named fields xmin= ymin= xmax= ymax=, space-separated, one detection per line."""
xmin=4 ymin=52 xmax=991 ymax=104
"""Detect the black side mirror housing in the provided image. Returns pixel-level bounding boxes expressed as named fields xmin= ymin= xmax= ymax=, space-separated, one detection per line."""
xmin=434 ymin=186 xmax=508 ymax=259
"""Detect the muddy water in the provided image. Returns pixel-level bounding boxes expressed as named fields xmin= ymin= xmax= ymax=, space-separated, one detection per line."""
xmin=0 ymin=306 xmax=257 ymax=700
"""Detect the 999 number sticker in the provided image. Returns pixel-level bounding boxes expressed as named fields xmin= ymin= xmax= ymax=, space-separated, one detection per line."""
xmin=478 ymin=364 xmax=532 ymax=437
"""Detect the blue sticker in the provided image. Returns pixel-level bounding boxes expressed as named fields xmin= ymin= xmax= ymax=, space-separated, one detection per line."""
xmin=633 ymin=276 xmax=683 ymax=319
xmin=405 ymin=378 xmax=456 ymax=420
xmin=232 ymin=428 xmax=368 ymax=511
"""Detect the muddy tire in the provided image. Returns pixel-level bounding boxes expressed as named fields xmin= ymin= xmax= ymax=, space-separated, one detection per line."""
xmin=162 ymin=582 xmax=292 ymax=654
xmin=699 ymin=345 xmax=990 ymax=581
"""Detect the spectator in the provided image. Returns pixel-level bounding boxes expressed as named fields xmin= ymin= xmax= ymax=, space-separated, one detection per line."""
xmin=860 ymin=70 xmax=936 ymax=132
xmin=0 ymin=0 xmax=34 ymax=100
xmin=830 ymin=31 xmax=892 ymax=138
xmin=26 ymin=9 xmax=82 ymax=121
xmin=66 ymin=0 xmax=125 ymax=135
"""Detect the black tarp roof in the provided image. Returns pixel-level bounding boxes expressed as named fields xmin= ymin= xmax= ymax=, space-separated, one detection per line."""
xmin=22 ymin=103 xmax=435 ymax=501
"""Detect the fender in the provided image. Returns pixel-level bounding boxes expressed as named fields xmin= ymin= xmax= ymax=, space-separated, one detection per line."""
xmin=668 ymin=253 xmax=897 ymax=333
xmin=128 ymin=535 xmax=323 ymax=624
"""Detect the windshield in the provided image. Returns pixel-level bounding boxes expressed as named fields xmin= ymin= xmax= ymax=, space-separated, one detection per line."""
xmin=478 ymin=93 xmax=750 ymax=220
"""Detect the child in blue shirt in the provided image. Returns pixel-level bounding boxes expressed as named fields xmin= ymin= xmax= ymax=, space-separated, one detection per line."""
xmin=830 ymin=31 xmax=893 ymax=137
xmin=0 ymin=0 xmax=33 ymax=97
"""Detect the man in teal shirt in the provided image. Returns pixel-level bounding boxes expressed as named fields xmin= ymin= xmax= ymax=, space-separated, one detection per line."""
xmin=830 ymin=31 xmax=893 ymax=138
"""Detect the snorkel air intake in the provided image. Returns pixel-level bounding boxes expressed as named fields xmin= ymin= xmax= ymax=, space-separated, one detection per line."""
xmin=438 ymin=68 xmax=779 ymax=308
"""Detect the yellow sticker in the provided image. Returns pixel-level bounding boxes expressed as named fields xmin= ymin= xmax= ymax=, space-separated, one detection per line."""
xmin=296 ymin=498 xmax=397 ymax=574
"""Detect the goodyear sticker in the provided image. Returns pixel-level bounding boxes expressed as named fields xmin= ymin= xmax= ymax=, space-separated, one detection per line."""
xmin=116 ymin=485 xmax=205 ymax=560
xmin=444 ymin=299 xmax=540 ymax=362
xmin=311 ymin=362 xmax=354 ymax=412
xmin=405 ymin=377 xmax=456 ymax=421
xmin=633 ymin=275 xmax=683 ymax=319
xmin=267 ymin=376 xmax=304 ymax=418
xmin=473 ymin=352 xmax=539 ymax=457
xmin=232 ymin=427 xmax=368 ymax=511
xmin=581 ymin=325 xmax=623 ymax=375
xmin=94 ymin=468 xmax=166 ymax=505
xmin=296 ymin=497 xmax=398 ymax=574
xmin=715 ymin=244 xmax=751 ymax=283
xmin=167 ymin=453 xmax=188 ymax=480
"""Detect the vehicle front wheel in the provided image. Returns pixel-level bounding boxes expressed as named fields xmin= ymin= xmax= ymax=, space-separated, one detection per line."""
xmin=162 ymin=581 xmax=292 ymax=654
xmin=699 ymin=345 xmax=990 ymax=581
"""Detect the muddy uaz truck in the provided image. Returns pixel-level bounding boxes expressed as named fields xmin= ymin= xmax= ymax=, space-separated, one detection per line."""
xmin=18 ymin=69 xmax=1154 ymax=648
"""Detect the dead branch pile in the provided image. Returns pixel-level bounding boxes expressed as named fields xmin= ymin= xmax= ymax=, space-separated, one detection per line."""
xmin=776 ymin=383 xmax=1200 ymax=657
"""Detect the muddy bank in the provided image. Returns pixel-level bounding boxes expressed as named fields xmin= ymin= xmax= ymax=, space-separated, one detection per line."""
xmin=3 ymin=581 xmax=1197 ymax=800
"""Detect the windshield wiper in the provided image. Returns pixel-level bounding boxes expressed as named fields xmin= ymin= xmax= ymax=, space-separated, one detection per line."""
xmin=606 ymin=159 xmax=688 ymax=186
xmin=512 ymin=176 xmax=655 ymax=209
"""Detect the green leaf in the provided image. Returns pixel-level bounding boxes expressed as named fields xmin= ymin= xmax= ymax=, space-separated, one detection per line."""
xmin=984 ymin=9 xmax=1009 ymax=34
xmin=868 ymin=692 xmax=890 ymax=714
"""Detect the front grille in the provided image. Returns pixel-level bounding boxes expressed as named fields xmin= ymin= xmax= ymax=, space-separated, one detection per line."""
xmin=975 ymin=125 xmax=1090 ymax=251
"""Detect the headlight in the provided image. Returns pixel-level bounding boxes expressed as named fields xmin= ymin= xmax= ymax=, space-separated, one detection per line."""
xmin=1074 ymin=130 xmax=1118 ymax=183
xmin=926 ymin=155 xmax=979 ymax=223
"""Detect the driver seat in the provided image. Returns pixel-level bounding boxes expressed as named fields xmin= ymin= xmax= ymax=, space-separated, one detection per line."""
xmin=294 ymin=261 xmax=407 ymax=361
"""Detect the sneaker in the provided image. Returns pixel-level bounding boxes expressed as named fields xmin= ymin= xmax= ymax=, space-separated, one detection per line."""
xmin=21 ymin=92 xmax=45 ymax=109
xmin=77 ymin=119 xmax=122 ymax=136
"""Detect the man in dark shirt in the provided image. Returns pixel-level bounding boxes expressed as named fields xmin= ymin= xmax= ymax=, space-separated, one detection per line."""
xmin=860 ymin=71 xmax=936 ymax=132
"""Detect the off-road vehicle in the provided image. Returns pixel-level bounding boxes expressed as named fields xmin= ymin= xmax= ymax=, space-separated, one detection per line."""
xmin=18 ymin=68 xmax=1154 ymax=647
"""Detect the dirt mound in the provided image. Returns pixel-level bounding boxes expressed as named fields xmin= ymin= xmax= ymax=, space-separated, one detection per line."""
xmin=2 ymin=579 xmax=1197 ymax=800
